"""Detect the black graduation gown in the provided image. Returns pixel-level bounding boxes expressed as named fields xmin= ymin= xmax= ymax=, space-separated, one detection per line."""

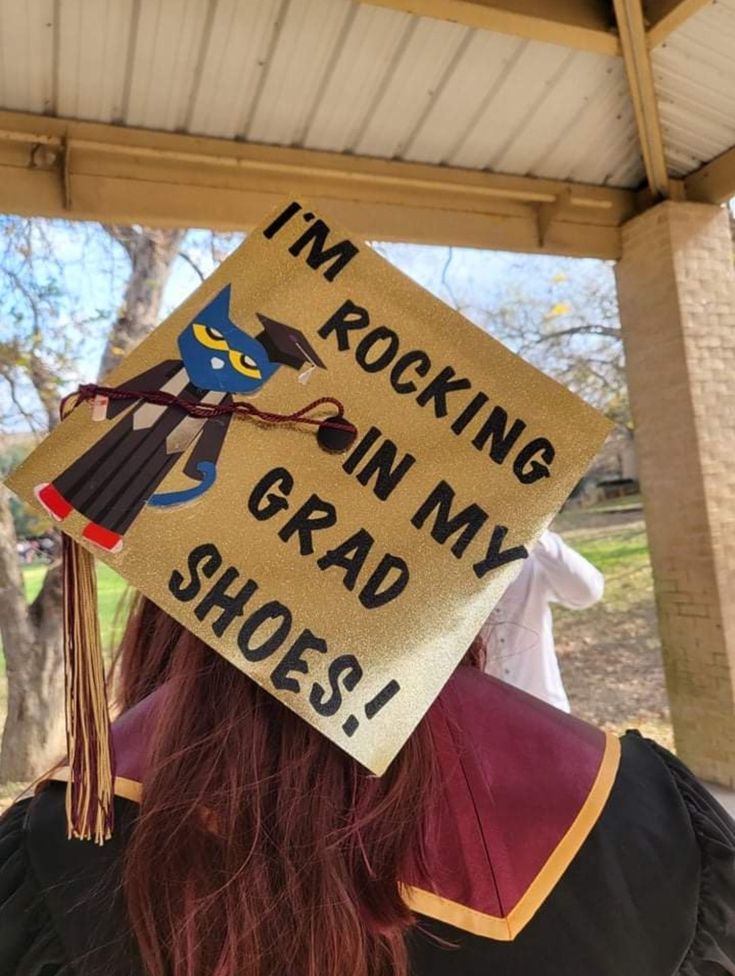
xmin=53 ymin=360 xmax=233 ymax=535
xmin=1 ymin=694 xmax=735 ymax=975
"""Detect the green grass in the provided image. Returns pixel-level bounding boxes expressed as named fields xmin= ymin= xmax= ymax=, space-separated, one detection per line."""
xmin=12 ymin=520 xmax=651 ymax=659
xmin=554 ymin=527 xmax=652 ymax=616
xmin=553 ymin=504 xmax=652 ymax=611
xmin=22 ymin=562 xmax=130 ymax=650
xmin=572 ymin=529 xmax=650 ymax=576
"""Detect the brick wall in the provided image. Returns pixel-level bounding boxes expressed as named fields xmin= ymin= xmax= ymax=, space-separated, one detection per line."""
xmin=616 ymin=201 xmax=735 ymax=784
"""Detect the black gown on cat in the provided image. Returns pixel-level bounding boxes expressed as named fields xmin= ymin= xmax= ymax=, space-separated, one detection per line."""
xmin=52 ymin=360 xmax=232 ymax=536
xmin=1 ymin=669 xmax=734 ymax=976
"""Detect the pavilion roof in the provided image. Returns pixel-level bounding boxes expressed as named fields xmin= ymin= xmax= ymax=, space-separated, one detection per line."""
xmin=0 ymin=0 xmax=732 ymax=257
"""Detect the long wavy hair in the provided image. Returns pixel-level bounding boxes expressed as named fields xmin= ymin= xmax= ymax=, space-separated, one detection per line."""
xmin=113 ymin=596 xmax=449 ymax=976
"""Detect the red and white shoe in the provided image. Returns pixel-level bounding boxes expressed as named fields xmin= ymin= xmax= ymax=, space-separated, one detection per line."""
xmin=82 ymin=522 xmax=124 ymax=554
xmin=35 ymin=483 xmax=73 ymax=521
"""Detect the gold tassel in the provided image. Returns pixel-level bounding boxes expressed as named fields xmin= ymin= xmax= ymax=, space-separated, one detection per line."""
xmin=62 ymin=533 xmax=115 ymax=843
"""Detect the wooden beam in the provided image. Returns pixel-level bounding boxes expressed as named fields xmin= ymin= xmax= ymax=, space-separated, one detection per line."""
xmin=537 ymin=188 xmax=572 ymax=248
xmin=685 ymin=144 xmax=735 ymax=204
xmin=0 ymin=110 xmax=634 ymax=259
xmin=613 ymin=0 xmax=670 ymax=198
xmin=359 ymin=0 xmax=620 ymax=55
xmin=646 ymin=0 xmax=713 ymax=47
xmin=362 ymin=0 xmax=711 ymax=52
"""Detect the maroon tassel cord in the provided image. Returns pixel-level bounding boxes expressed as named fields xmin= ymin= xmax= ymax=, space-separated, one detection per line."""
xmin=58 ymin=394 xmax=115 ymax=843
xmin=63 ymin=383 xmax=356 ymax=434
xmin=62 ymin=533 xmax=115 ymax=843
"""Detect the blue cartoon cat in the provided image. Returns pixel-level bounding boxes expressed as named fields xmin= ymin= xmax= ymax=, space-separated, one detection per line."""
xmin=34 ymin=286 xmax=323 ymax=553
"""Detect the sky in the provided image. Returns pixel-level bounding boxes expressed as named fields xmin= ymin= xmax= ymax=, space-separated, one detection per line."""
xmin=0 ymin=219 xmax=617 ymax=434
xmin=167 ymin=234 xmax=614 ymax=322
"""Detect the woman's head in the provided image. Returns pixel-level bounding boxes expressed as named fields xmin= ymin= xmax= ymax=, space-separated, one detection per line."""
xmin=116 ymin=596 xmax=439 ymax=976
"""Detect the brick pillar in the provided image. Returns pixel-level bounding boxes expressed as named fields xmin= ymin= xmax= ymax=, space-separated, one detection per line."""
xmin=616 ymin=201 xmax=735 ymax=785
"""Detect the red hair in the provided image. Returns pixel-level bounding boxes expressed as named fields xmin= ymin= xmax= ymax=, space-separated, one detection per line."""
xmin=114 ymin=597 xmax=440 ymax=976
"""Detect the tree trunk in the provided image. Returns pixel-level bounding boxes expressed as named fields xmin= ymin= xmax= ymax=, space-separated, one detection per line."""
xmin=99 ymin=228 xmax=185 ymax=378
xmin=0 ymin=486 xmax=64 ymax=780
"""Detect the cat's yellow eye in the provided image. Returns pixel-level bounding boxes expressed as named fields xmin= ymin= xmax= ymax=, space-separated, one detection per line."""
xmin=193 ymin=323 xmax=228 ymax=350
xmin=229 ymin=349 xmax=261 ymax=379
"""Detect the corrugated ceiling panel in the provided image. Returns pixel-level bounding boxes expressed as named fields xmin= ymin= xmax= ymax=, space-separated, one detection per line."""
xmin=0 ymin=0 xmax=668 ymax=190
xmin=442 ymin=38 xmax=642 ymax=187
xmin=402 ymin=32 xmax=641 ymax=187
xmin=245 ymin=0 xmax=352 ymax=145
xmin=540 ymin=58 xmax=642 ymax=186
xmin=574 ymin=112 xmax=642 ymax=187
xmin=187 ymin=0 xmax=281 ymax=138
xmin=653 ymin=0 xmax=735 ymax=176
xmin=0 ymin=0 xmax=54 ymax=113
xmin=304 ymin=4 xmax=412 ymax=153
xmin=352 ymin=16 xmax=469 ymax=159
xmin=57 ymin=0 xmax=134 ymax=121
xmin=448 ymin=42 xmax=573 ymax=170
xmin=124 ymin=0 xmax=210 ymax=130
xmin=497 ymin=52 xmax=616 ymax=174
xmin=405 ymin=31 xmax=526 ymax=165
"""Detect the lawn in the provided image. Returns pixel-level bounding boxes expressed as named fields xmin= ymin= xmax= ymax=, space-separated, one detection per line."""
xmin=571 ymin=531 xmax=650 ymax=583
xmin=13 ymin=513 xmax=651 ymax=657
xmin=21 ymin=562 xmax=130 ymax=651
xmin=552 ymin=504 xmax=672 ymax=750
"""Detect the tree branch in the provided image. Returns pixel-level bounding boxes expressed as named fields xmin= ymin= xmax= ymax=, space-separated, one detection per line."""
xmin=440 ymin=247 xmax=460 ymax=311
xmin=0 ymin=366 xmax=43 ymax=432
xmin=535 ymin=323 xmax=621 ymax=344
xmin=178 ymin=249 xmax=206 ymax=282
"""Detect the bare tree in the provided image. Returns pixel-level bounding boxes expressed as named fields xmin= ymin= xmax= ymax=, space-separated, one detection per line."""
xmin=432 ymin=248 xmax=628 ymax=427
xmin=0 ymin=219 xmax=185 ymax=782
xmin=0 ymin=218 xmax=106 ymax=781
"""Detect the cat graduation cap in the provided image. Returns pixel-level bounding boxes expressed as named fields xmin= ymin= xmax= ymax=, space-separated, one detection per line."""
xmin=34 ymin=287 xmax=332 ymax=555
xmin=6 ymin=199 xmax=611 ymax=843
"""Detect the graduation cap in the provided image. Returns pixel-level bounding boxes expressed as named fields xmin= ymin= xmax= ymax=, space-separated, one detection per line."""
xmin=4 ymin=198 xmax=611 ymax=846
xmin=255 ymin=314 xmax=326 ymax=376
xmin=254 ymin=314 xmax=354 ymax=452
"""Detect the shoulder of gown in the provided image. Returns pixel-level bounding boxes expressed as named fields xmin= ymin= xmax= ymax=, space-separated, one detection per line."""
xmin=0 ymin=783 xmax=142 ymax=976
xmin=2 ymin=720 xmax=734 ymax=976
xmin=641 ymin=737 xmax=735 ymax=976
xmin=0 ymin=795 xmax=72 ymax=975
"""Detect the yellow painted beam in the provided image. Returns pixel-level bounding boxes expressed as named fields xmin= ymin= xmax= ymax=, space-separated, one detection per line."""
xmin=0 ymin=111 xmax=634 ymax=259
xmin=646 ymin=0 xmax=713 ymax=47
xmin=613 ymin=0 xmax=670 ymax=198
xmin=359 ymin=0 xmax=620 ymax=55
xmin=360 ymin=0 xmax=711 ymax=53
xmin=685 ymin=144 xmax=735 ymax=204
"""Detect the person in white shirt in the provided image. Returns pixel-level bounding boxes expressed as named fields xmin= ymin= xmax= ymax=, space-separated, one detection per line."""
xmin=479 ymin=530 xmax=604 ymax=712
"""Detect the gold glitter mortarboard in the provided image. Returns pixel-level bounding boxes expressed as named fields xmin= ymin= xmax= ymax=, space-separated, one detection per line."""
xmin=5 ymin=198 xmax=612 ymax=843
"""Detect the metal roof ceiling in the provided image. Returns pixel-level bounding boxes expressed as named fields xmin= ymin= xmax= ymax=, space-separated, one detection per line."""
xmin=0 ymin=0 xmax=731 ymax=194
xmin=651 ymin=0 xmax=735 ymax=177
